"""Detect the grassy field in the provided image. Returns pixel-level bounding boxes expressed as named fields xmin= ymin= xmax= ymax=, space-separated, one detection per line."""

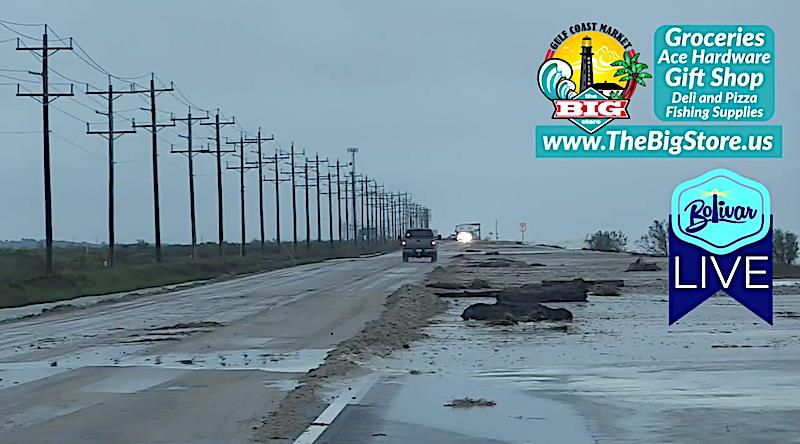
xmin=0 ymin=241 xmax=396 ymax=309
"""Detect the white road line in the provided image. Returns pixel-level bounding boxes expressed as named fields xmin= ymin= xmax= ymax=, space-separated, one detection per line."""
xmin=293 ymin=373 xmax=379 ymax=444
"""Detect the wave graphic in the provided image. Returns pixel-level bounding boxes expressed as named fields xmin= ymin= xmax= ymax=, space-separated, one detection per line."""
xmin=538 ymin=58 xmax=576 ymax=100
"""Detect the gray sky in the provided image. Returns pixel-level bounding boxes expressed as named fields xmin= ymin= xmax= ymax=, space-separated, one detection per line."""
xmin=0 ymin=0 xmax=796 ymax=245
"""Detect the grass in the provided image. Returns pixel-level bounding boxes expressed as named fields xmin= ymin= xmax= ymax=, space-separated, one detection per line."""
xmin=0 ymin=241 xmax=395 ymax=309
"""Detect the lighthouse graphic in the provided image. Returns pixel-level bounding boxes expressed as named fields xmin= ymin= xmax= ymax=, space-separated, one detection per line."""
xmin=579 ymin=35 xmax=594 ymax=92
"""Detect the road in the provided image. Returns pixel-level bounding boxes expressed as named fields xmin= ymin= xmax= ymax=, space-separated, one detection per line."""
xmin=0 ymin=250 xmax=437 ymax=444
xmin=316 ymin=245 xmax=800 ymax=444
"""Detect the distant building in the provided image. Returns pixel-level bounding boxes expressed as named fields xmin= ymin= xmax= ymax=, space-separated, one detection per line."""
xmin=590 ymin=81 xmax=624 ymax=98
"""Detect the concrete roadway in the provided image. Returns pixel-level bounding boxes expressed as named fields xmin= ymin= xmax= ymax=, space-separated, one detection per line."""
xmin=0 ymin=249 xmax=439 ymax=443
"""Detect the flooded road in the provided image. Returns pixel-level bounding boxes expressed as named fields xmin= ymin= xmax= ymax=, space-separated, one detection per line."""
xmin=318 ymin=246 xmax=800 ymax=443
xmin=0 ymin=251 xmax=433 ymax=444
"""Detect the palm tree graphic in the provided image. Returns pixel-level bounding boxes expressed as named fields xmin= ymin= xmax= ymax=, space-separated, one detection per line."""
xmin=610 ymin=51 xmax=652 ymax=99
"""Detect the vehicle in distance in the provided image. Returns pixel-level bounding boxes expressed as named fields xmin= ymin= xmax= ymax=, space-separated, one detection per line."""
xmin=401 ymin=228 xmax=437 ymax=262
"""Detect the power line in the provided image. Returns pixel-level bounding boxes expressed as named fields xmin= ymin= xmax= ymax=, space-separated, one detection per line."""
xmin=0 ymin=19 xmax=45 ymax=27
xmin=0 ymin=129 xmax=40 ymax=134
xmin=0 ymin=22 xmax=37 ymax=40
xmin=0 ymin=72 xmax=37 ymax=83
xmin=49 ymin=131 xmax=106 ymax=161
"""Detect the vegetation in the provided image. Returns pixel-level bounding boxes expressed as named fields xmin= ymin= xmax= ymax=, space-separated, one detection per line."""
xmin=0 ymin=241 xmax=393 ymax=309
xmin=637 ymin=219 xmax=669 ymax=256
xmin=585 ymin=230 xmax=627 ymax=252
xmin=773 ymin=228 xmax=799 ymax=265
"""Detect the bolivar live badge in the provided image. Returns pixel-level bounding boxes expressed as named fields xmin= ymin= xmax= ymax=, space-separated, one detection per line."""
xmin=669 ymin=169 xmax=773 ymax=324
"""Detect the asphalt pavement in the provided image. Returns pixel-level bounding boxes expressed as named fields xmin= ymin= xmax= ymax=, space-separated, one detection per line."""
xmin=0 ymin=249 xmax=437 ymax=444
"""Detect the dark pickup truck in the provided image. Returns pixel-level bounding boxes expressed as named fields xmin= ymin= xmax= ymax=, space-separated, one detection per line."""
xmin=401 ymin=228 xmax=437 ymax=262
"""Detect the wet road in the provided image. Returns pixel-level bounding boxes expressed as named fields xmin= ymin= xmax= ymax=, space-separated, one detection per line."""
xmin=318 ymin=246 xmax=800 ymax=444
xmin=0 ymin=250 xmax=437 ymax=443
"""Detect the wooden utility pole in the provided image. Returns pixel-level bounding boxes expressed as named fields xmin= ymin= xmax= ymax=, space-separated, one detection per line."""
xmin=326 ymin=171 xmax=334 ymax=244
xmin=319 ymin=169 xmax=335 ymax=245
xmin=390 ymin=193 xmax=397 ymax=239
xmin=362 ymin=175 xmax=370 ymax=243
xmin=264 ymin=147 xmax=290 ymax=247
xmin=199 ymin=110 xmax=235 ymax=258
xmin=398 ymin=192 xmax=409 ymax=234
xmin=347 ymin=147 xmax=359 ymax=243
xmin=244 ymin=128 xmax=274 ymax=254
xmin=15 ymin=26 xmax=73 ymax=274
xmin=335 ymin=160 xmax=343 ymax=241
xmin=343 ymin=179 xmax=350 ymax=242
xmin=171 ymin=108 xmax=209 ymax=259
xmin=85 ymin=76 xmax=137 ymax=267
xmin=226 ymin=135 xmax=258 ymax=256
xmin=302 ymin=159 xmax=313 ymax=249
xmin=311 ymin=154 xmax=328 ymax=243
xmin=131 ymin=74 xmax=174 ymax=263
xmin=281 ymin=143 xmax=305 ymax=248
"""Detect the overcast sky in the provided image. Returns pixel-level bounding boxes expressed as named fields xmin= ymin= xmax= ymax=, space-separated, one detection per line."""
xmin=0 ymin=1 xmax=795 ymax=246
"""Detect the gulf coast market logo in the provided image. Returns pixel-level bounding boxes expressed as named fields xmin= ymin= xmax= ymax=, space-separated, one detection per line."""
xmin=538 ymin=23 xmax=652 ymax=133
xmin=669 ymin=169 xmax=773 ymax=324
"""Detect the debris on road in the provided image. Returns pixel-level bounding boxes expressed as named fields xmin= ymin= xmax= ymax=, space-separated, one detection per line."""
xmin=626 ymin=258 xmax=662 ymax=272
xmin=496 ymin=279 xmax=589 ymax=304
xmin=426 ymin=278 xmax=491 ymax=290
xmin=256 ymin=284 xmax=448 ymax=441
xmin=444 ymin=397 xmax=497 ymax=408
xmin=590 ymin=281 xmax=622 ymax=296
xmin=149 ymin=321 xmax=225 ymax=330
xmin=461 ymin=301 xmax=572 ymax=322
xmin=464 ymin=257 xmax=538 ymax=268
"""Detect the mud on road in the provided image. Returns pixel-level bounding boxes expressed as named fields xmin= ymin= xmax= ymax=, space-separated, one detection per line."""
xmin=298 ymin=242 xmax=800 ymax=443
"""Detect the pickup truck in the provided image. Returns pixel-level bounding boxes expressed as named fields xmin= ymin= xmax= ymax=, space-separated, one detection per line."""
xmin=401 ymin=228 xmax=437 ymax=262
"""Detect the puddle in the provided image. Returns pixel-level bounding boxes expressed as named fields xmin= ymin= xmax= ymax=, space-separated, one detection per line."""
xmin=0 ymin=346 xmax=331 ymax=391
xmin=368 ymin=291 xmax=800 ymax=443
xmin=381 ymin=374 xmax=594 ymax=443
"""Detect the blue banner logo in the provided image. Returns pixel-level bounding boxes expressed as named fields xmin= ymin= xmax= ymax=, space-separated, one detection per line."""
xmin=671 ymin=169 xmax=770 ymax=255
xmin=669 ymin=169 xmax=773 ymax=324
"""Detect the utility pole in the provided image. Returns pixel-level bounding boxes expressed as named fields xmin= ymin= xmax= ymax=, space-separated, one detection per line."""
xmin=264 ymin=148 xmax=289 ymax=247
xmin=15 ymin=25 xmax=73 ymax=274
xmin=347 ymin=147 xmax=359 ymax=243
xmin=362 ymin=175 xmax=370 ymax=243
xmin=375 ymin=183 xmax=384 ymax=242
xmin=171 ymin=107 xmax=209 ymax=260
xmin=199 ymin=110 xmax=235 ymax=258
xmin=398 ymin=192 xmax=409 ymax=234
xmin=335 ymin=160 xmax=343 ymax=242
xmin=131 ymin=74 xmax=174 ymax=263
xmin=302 ymin=159 xmax=313 ymax=249
xmin=374 ymin=183 xmax=383 ymax=242
xmin=244 ymin=128 xmax=274 ymax=254
xmin=282 ymin=143 xmax=305 ymax=248
xmin=378 ymin=188 xmax=386 ymax=241
xmin=226 ymin=135 xmax=257 ymax=256
xmin=85 ymin=76 xmax=137 ymax=267
xmin=312 ymin=154 xmax=328 ymax=243
xmin=343 ymin=179 xmax=350 ymax=242
xmin=390 ymin=193 xmax=397 ymax=239
xmin=326 ymin=171 xmax=334 ymax=244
